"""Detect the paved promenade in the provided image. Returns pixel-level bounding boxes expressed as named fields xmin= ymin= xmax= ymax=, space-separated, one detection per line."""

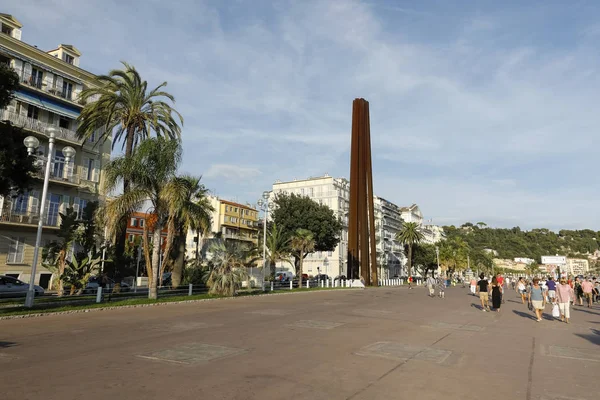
xmin=1 ymin=286 xmax=599 ymax=400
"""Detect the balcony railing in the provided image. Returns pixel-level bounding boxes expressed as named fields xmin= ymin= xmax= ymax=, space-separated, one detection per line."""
xmin=19 ymin=71 xmax=80 ymax=104
xmin=1 ymin=109 xmax=82 ymax=144
xmin=0 ymin=209 xmax=61 ymax=228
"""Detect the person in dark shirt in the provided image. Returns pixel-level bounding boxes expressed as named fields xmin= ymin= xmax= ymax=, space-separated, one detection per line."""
xmin=546 ymin=276 xmax=557 ymax=304
xmin=476 ymin=273 xmax=490 ymax=312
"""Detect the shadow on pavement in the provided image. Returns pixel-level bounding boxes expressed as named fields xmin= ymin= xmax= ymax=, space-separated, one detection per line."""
xmin=506 ymin=300 xmax=522 ymax=304
xmin=0 ymin=341 xmax=17 ymax=348
xmin=572 ymin=307 xmax=600 ymax=316
xmin=470 ymin=303 xmax=485 ymax=311
xmin=574 ymin=329 xmax=600 ymax=346
xmin=512 ymin=310 xmax=537 ymax=321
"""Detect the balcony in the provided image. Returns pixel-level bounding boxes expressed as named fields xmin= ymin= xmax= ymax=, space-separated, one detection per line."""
xmin=36 ymin=169 xmax=80 ymax=186
xmin=0 ymin=209 xmax=60 ymax=228
xmin=1 ymin=109 xmax=82 ymax=144
xmin=18 ymin=71 xmax=83 ymax=106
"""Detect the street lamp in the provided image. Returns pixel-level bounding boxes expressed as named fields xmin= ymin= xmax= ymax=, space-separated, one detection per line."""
xmin=257 ymin=191 xmax=273 ymax=289
xmin=435 ymin=246 xmax=440 ymax=277
xmin=23 ymin=127 xmax=75 ymax=307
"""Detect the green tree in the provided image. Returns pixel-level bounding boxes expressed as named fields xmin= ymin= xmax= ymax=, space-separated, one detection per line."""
xmin=265 ymin=222 xmax=292 ymax=276
xmin=204 ymin=240 xmax=250 ymax=296
xmin=525 ymin=261 xmax=540 ymax=276
xmin=290 ymin=229 xmax=316 ymax=288
xmin=396 ymin=222 xmax=424 ymax=278
xmin=103 ymin=137 xmax=182 ymax=299
xmin=162 ymin=175 xmax=213 ymax=288
xmin=42 ymin=208 xmax=80 ymax=296
xmin=77 ymin=62 xmax=183 ymax=273
xmin=271 ymin=193 xmax=342 ymax=273
xmin=412 ymin=243 xmax=438 ymax=277
xmin=0 ymin=64 xmax=38 ymax=196
xmin=61 ymin=252 xmax=103 ymax=295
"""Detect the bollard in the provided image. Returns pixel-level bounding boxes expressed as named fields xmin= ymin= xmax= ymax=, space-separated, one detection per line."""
xmin=188 ymin=283 xmax=193 ymax=296
xmin=307 ymin=280 xmax=310 ymax=289
xmin=96 ymin=287 xmax=102 ymax=303
xmin=343 ymin=280 xmax=347 ymax=288
xmin=290 ymin=280 xmax=293 ymax=290
xmin=271 ymin=281 xmax=274 ymax=291
xmin=326 ymin=279 xmax=329 ymax=288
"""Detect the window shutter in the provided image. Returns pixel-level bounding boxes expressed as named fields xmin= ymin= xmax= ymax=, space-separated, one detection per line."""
xmin=74 ymin=84 xmax=82 ymax=101
xmin=60 ymin=195 xmax=70 ymax=215
xmin=7 ymin=238 xmax=17 ymax=264
xmin=28 ymin=191 xmax=40 ymax=214
xmin=6 ymin=99 xmax=16 ymax=114
xmin=44 ymin=72 xmax=54 ymax=89
xmin=55 ymin=76 xmax=63 ymax=92
xmin=73 ymin=197 xmax=80 ymax=217
xmin=23 ymin=63 xmax=32 ymax=80
xmin=82 ymin=157 xmax=89 ymax=181
xmin=16 ymin=238 xmax=24 ymax=263
xmin=93 ymin=159 xmax=101 ymax=182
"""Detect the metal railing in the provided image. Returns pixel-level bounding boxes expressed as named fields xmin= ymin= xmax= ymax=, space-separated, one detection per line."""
xmin=0 ymin=209 xmax=61 ymax=227
xmin=1 ymin=109 xmax=82 ymax=143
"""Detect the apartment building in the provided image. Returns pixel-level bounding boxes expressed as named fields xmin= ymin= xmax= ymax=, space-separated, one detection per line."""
xmin=373 ymin=196 xmax=405 ymax=278
xmin=185 ymin=196 xmax=259 ymax=259
xmin=399 ymin=203 xmax=423 ymax=225
xmin=0 ymin=14 xmax=110 ymax=287
xmin=126 ymin=212 xmax=168 ymax=250
xmin=271 ymin=174 xmax=350 ymax=278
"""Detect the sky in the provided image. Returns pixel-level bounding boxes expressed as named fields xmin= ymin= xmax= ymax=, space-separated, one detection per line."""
xmin=8 ymin=0 xmax=600 ymax=230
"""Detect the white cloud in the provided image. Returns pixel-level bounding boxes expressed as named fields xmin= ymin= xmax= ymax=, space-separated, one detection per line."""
xmin=204 ymin=164 xmax=262 ymax=181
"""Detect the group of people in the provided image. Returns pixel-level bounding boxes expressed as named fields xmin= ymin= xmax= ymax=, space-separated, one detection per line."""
xmin=425 ymin=275 xmax=446 ymax=298
xmin=472 ymin=273 xmax=599 ymax=323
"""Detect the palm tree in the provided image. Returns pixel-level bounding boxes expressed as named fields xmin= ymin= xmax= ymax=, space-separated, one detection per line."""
xmin=395 ymin=222 xmax=424 ymax=279
xmin=77 ymin=62 xmax=183 ymax=270
xmin=103 ymin=137 xmax=182 ymax=299
xmin=290 ymin=229 xmax=316 ymax=288
xmin=204 ymin=240 xmax=250 ymax=296
xmin=266 ymin=223 xmax=292 ymax=276
xmin=162 ymin=175 xmax=213 ymax=288
xmin=42 ymin=208 xmax=79 ymax=296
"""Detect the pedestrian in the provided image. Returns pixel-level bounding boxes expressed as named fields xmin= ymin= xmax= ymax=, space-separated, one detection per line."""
xmin=408 ymin=276 xmax=413 ymax=290
xmin=470 ymin=276 xmax=477 ymax=296
xmin=496 ymin=273 xmax=505 ymax=304
xmin=426 ymin=275 xmax=436 ymax=297
xmin=476 ymin=273 xmax=490 ymax=312
xmin=437 ymin=276 xmax=446 ymax=298
xmin=546 ymin=276 xmax=557 ymax=304
xmin=491 ymin=276 xmax=502 ymax=312
xmin=594 ymin=280 xmax=600 ymax=303
xmin=555 ymin=277 xmax=574 ymax=324
xmin=581 ymin=277 xmax=594 ymax=308
xmin=528 ymin=278 xmax=546 ymax=322
xmin=574 ymin=277 xmax=584 ymax=306
xmin=517 ymin=277 xmax=527 ymax=304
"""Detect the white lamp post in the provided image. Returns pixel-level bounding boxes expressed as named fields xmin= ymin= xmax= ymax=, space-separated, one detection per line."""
xmin=23 ymin=127 xmax=75 ymax=307
xmin=62 ymin=146 xmax=76 ymax=180
xmin=257 ymin=191 xmax=272 ymax=288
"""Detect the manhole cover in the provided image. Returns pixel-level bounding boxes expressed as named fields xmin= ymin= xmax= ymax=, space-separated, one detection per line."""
xmin=247 ymin=309 xmax=289 ymax=316
xmin=355 ymin=342 xmax=452 ymax=364
xmin=286 ymin=320 xmax=344 ymax=330
xmin=547 ymin=345 xmax=600 ymax=362
xmin=138 ymin=343 xmax=247 ymax=365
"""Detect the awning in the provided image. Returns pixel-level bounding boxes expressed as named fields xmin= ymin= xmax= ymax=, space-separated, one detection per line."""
xmin=13 ymin=91 xmax=80 ymax=119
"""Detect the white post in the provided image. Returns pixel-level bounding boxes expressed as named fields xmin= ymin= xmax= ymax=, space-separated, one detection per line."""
xmin=326 ymin=278 xmax=329 ymax=288
xmin=306 ymin=280 xmax=310 ymax=289
xmin=289 ymin=280 xmax=293 ymax=290
xmin=25 ymin=131 xmax=55 ymax=308
xmin=188 ymin=283 xmax=193 ymax=296
xmin=96 ymin=287 xmax=103 ymax=303
xmin=270 ymin=281 xmax=274 ymax=291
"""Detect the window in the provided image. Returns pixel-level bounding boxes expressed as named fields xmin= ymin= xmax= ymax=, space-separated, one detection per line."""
xmin=12 ymin=192 xmax=29 ymax=214
xmin=47 ymin=112 xmax=55 ymax=125
xmin=27 ymin=104 xmax=39 ymax=120
xmin=1 ymin=25 xmax=13 ymax=36
xmin=231 ymin=217 xmax=238 ymax=223
xmin=53 ymin=150 xmax=65 ymax=177
xmin=128 ymin=234 xmax=135 ymax=243
xmin=76 ymin=199 xmax=87 ymax=219
xmin=140 ymin=219 xmax=144 ymax=228
xmin=85 ymin=158 xmax=94 ymax=181
xmin=30 ymin=68 xmax=43 ymax=89
xmin=328 ymin=251 xmax=333 ymax=257
xmin=65 ymin=54 xmax=74 ymax=65
xmin=88 ymin=131 xmax=96 ymax=143
xmin=62 ymin=81 xmax=73 ymax=100
xmin=7 ymin=237 xmax=25 ymax=264
xmin=59 ymin=116 xmax=70 ymax=129
xmin=131 ymin=218 xmax=138 ymax=227
xmin=234 ymin=207 xmax=238 ymax=212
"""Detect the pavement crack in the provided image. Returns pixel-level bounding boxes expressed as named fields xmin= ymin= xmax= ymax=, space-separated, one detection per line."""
xmin=526 ymin=337 xmax=535 ymax=400
xmin=345 ymin=333 xmax=452 ymax=400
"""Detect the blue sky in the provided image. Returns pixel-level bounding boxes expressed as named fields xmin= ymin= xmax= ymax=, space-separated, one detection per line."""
xmin=9 ymin=0 xmax=600 ymax=230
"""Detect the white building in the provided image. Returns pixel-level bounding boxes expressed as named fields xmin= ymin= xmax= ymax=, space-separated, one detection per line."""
xmin=399 ymin=204 xmax=423 ymax=225
xmin=421 ymin=224 xmax=444 ymax=244
xmin=373 ymin=196 xmax=405 ymax=278
xmin=271 ymin=174 xmax=349 ymax=278
xmin=514 ymin=257 xmax=535 ymax=265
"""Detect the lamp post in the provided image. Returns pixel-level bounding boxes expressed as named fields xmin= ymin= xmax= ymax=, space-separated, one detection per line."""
xmin=23 ymin=128 xmax=76 ymax=307
xmin=435 ymin=246 xmax=440 ymax=277
xmin=257 ymin=191 xmax=272 ymax=288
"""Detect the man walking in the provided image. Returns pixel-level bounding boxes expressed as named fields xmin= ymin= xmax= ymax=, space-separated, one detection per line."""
xmin=476 ymin=273 xmax=490 ymax=312
xmin=546 ymin=276 xmax=557 ymax=304
xmin=426 ymin=275 xmax=436 ymax=297
xmin=581 ymin=277 xmax=594 ymax=308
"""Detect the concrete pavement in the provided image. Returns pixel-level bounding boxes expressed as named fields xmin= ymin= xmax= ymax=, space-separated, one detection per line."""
xmin=1 ymin=286 xmax=599 ymax=400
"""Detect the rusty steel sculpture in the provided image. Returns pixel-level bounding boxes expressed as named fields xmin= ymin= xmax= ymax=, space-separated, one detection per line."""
xmin=347 ymin=98 xmax=378 ymax=285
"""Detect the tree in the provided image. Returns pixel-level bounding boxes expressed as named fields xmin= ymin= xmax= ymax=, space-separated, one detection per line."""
xmin=271 ymin=193 xmax=342 ymax=273
xmin=265 ymin=223 xmax=292 ymax=276
xmin=42 ymin=208 xmax=80 ymax=296
xmin=0 ymin=64 xmax=38 ymax=196
xmin=396 ymin=222 xmax=424 ymax=278
xmin=525 ymin=261 xmax=540 ymax=277
xmin=204 ymin=240 xmax=250 ymax=296
xmin=61 ymin=252 xmax=103 ymax=295
xmin=103 ymin=137 xmax=182 ymax=299
xmin=412 ymin=243 xmax=438 ymax=277
xmin=77 ymin=62 xmax=183 ymax=274
xmin=290 ymin=229 xmax=316 ymax=288
xmin=162 ymin=175 xmax=213 ymax=288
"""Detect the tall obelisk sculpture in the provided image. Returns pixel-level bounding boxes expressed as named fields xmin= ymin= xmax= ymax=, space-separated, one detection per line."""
xmin=347 ymin=98 xmax=378 ymax=286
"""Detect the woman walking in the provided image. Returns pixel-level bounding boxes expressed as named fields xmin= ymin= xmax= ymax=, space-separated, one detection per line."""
xmin=574 ymin=277 xmax=584 ymax=306
xmin=491 ymin=276 xmax=502 ymax=312
xmin=528 ymin=278 xmax=546 ymax=322
xmin=517 ymin=277 xmax=527 ymax=304
xmin=555 ymin=278 xmax=574 ymax=324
